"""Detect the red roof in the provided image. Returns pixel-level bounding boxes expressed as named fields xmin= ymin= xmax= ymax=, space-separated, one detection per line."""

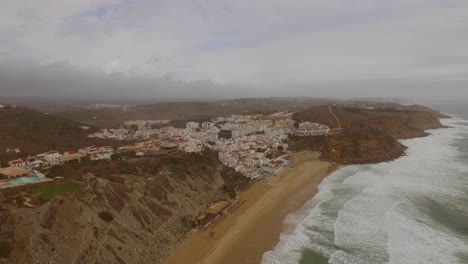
xmin=66 ymin=150 xmax=78 ymax=154
xmin=9 ymin=158 xmax=28 ymax=164
xmin=45 ymin=151 xmax=59 ymax=155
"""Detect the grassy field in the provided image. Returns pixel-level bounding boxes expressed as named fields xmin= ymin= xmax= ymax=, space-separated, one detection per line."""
xmin=38 ymin=182 xmax=84 ymax=201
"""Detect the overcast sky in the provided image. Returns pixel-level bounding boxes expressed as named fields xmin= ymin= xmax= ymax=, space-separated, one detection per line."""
xmin=1 ymin=0 xmax=468 ymax=100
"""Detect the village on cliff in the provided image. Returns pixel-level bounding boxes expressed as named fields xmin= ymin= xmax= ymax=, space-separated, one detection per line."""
xmin=0 ymin=112 xmax=332 ymax=189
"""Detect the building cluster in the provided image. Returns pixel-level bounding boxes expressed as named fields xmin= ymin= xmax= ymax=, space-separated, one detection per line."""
xmin=87 ymin=113 xmax=330 ymax=179
xmin=216 ymin=135 xmax=290 ymax=179
xmin=1 ymin=112 xmax=332 ymax=185
xmin=293 ymin=122 xmax=331 ymax=136
xmin=84 ymin=103 xmax=133 ymax=110
xmin=6 ymin=146 xmax=115 ymax=171
xmin=123 ymin=120 xmax=171 ymax=130
xmin=88 ymin=128 xmax=131 ymax=140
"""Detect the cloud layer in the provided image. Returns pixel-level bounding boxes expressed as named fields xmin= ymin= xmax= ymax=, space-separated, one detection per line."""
xmin=1 ymin=0 xmax=468 ymax=99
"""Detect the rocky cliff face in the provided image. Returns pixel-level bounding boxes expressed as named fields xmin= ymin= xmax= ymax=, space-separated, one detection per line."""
xmin=362 ymin=110 xmax=446 ymax=139
xmin=0 ymin=151 xmax=248 ymax=264
xmin=289 ymin=131 xmax=406 ymax=164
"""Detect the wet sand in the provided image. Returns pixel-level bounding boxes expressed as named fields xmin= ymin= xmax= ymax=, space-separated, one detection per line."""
xmin=165 ymin=152 xmax=339 ymax=264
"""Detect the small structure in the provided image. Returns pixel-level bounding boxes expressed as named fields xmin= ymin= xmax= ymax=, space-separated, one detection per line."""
xmin=99 ymin=146 xmax=114 ymax=153
xmin=0 ymin=167 xmax=31 ymax=179
xmin=61 ymin=151 xmax=85 ymax=162
xmin=161 ymin=143 xmax=179 ymax=154
xmin=79 ymin=146 xmax=100 ymax=155
xmin=195 ymin=201 xmax=231 ymax=228
xmin=5 ymin=147 xmax=21 ymax=153
xmin=40 ymin=151 xmax=63 ymax=165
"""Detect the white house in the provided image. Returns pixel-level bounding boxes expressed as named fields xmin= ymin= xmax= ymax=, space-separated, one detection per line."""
xmin=186 ymin=122 xmax=200 ymax=129
xmin=41 ymin=151 xmax=63 ymax=165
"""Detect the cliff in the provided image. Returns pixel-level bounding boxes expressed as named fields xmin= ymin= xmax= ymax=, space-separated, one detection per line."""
xmin=289 ymin=130 xmax=406 ymax=164
xmin=0 ymin=151 xmax=249 ymax=264
xmin=290 ymin=105 xmax=446 ymax=164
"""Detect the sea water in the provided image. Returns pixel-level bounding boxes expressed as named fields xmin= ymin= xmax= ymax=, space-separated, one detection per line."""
xmin=262 ymin=103 xmax=468 ymax=264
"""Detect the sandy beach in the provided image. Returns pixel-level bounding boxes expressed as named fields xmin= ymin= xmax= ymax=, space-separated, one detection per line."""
xmin=165 ymin=151 xmax=339 ymax=264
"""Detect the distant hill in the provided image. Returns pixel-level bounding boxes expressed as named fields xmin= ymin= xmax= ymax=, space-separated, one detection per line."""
xmin=53 ymin=97 xmax=336 ymax=128
xmin=0 ymin=105 xmax=125 ymax=164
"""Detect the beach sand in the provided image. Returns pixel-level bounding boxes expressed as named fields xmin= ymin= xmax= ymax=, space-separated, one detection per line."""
xmin=165 ymin=151 xmax=338 ymax=264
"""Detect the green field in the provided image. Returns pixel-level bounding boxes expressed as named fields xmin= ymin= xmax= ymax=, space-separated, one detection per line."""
xmin=38 ymin=182 xmax=84 ymax=201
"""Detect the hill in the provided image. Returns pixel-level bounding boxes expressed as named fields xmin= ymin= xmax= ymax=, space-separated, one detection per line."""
xmin=53 ymin=98 xmax=336 ymax=128
xmin=0 ymin=105 xmax=125 ymax=164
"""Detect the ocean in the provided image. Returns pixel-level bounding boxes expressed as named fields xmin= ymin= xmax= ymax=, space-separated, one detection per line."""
xmin=262 ymin=103 xmax=468 ymax=264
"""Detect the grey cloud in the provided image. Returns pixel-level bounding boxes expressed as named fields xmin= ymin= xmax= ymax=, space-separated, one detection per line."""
xmin=1 ymin=0 xmax=468 ymax=101
xmin=1 ymin=59 xmax=467 ymax=101
xmin=0 ymin=60 xmax=235 ymax=100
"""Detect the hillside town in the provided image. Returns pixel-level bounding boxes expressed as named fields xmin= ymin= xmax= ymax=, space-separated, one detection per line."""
xmin=0 ymin=112 xmax=332 ymax=188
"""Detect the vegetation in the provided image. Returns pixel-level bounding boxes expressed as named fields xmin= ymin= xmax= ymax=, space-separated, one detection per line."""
xmin=38 ymin=182 xmax=84 ymax=201
xmin=111 ymin=153 xmax=123 ymax=160
xmin=98 ymin=211 xmax=114 ymax=222
xmin=0 ymin=242 xmax=12 ymax=258
xmin=0 ymin=106 xmax=127 ymax=165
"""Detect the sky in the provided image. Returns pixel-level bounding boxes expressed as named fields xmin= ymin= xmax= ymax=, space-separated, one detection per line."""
xmin=1 ymin=0 xmax=468 ymax=100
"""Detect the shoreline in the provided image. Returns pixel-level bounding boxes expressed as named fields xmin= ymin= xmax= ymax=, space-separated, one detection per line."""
xmin=165 ymin=151 xmax=340 ymax=264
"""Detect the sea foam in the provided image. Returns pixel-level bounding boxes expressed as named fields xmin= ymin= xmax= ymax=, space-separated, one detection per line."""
xmin=262 ymin=118 xmax=468 ymax=264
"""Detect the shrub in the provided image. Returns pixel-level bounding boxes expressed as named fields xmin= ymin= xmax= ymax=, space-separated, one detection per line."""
xmin=0 ymin=242 xmax=12 ymax=258
xmin=98 ymin=211 xmax=114 ymax=222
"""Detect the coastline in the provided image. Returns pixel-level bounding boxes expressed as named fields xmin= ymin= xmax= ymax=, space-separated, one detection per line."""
xmin=165 ymin=151 xmax=340 ymax=264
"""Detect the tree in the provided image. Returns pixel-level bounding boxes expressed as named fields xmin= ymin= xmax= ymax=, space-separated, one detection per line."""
xmin=80 ymin=156 xmax=90 ymax=164
xmin=111 ymin=153 xmax=123 ymax=160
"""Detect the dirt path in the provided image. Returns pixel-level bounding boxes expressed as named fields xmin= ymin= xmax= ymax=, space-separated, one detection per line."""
xmin=329 ymin=106 xmax=342 ymax=129
xmin=23 ymin=197 xmax=33 ymax=208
